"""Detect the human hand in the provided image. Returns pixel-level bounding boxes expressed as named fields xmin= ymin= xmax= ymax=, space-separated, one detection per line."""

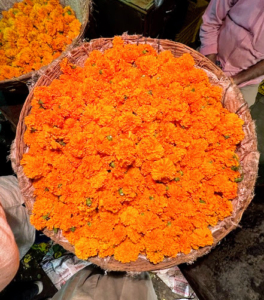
xmin=206 ymin=54 xmax=217 ymax=64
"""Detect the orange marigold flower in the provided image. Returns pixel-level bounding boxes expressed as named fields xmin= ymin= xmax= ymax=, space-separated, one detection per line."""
xmin=114 ymin=139 xmax=137 ymax=167
xmin=151 ymin=158 xmax=176 ymax=181
xmin=114 ymin=238 xmax=141 ymax=263
xmin=137 ymin=137 xmax=165 ymax=161
xmin=75 ymin=238 xmax=99 ymax=260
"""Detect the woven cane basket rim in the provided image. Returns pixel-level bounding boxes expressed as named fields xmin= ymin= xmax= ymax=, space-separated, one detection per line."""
xmin=15 ymin=35 xmax=259 ymax=271
xmin=0 ymin=0 xmax=90 ymax=89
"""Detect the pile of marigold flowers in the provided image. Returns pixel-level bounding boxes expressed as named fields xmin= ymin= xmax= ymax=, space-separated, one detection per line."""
xmin=0 ymin=0 xmax=81 ymax=80
xmin=21 ymin=37 xmax=245 ymax=264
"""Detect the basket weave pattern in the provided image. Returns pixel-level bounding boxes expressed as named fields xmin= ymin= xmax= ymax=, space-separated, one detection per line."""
xmin=14 ymin=35 xmax=259 ymax=271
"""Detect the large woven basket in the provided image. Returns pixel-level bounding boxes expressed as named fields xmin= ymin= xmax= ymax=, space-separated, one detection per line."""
xmin=0 ymin=0 xmax=90 ymax=89
xmin=14 ymin=35 xmax=259 ymax=272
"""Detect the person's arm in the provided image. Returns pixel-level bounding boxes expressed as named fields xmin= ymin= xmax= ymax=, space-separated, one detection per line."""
xmin=231 ymin=59 xmax=264 ymax=85
xmin=0 ymin=205 xmax=20 ymax=291
xmin=200 ymin=0 xmax=238 ymax=61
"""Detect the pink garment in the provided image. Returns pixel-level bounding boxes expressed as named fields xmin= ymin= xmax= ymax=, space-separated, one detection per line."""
xmin=200 ymin=0 xmax=264 ymax=87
